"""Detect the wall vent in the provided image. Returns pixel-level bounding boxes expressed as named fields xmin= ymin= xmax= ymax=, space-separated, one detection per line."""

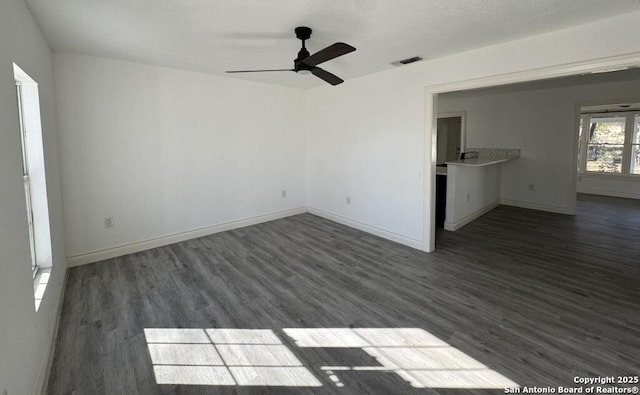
xmin=391 ymin=56 xmax=423 ymax=66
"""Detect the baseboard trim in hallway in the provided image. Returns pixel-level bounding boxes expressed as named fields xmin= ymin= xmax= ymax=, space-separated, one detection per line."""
xmin=66 ymin=207 xmax=307 ymax=267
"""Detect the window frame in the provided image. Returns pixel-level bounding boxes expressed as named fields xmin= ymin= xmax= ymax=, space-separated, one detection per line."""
xmin=15 ymin=81 xmax=39 ymax=279
xmin=577 ymin=110 xmax=640 ymax=177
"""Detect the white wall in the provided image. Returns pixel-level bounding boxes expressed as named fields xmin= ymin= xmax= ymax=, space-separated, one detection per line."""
xmin=577 ymin=174 xmax=640 ymax=199
xmin=0 ymin=0 xmax=67 ymax=394
xmin=439 ymin=78 xmax=640 ymax=212
xmin=445 ymin=164 xmax=501 ymax=231
xmin=54 ymin=53 xmax=306 ymax=263
xmin=305 ymin=11 xmax=640 ymax=250
xmin=306 ymin=72 xmax=425 ymax=247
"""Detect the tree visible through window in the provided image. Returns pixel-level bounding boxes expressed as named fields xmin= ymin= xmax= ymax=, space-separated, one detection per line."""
xmin=586 ymin=116 xmax=625 ymax=173
xmin=632 ymin=115 xmax=640 ymax=174
xmin=577 ymin=109 xmax=640 ymax=176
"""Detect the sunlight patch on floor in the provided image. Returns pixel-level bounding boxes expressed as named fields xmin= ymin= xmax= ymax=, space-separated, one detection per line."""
xmin=284 ymin=327 xmax=519 ymax=389
xmin=144 ymin=327 xmax=518 ymax=389
xmin=144 ymin=328 xmax=321 ymax=387
xmin=33 ymin=268 xmax=51 ymax=311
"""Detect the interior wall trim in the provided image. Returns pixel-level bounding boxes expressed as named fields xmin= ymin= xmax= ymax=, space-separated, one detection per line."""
xmin=444 ymin=200 xmax=500 ymax=231
xmin=307 ymin=207 xmax=423 ymax=250
xmin=36 ymin=269 xmax=68 ymax=395
xmin=576 ymin=187 xmax=640 ymax=200
xmin=66 ymin=207 xmax=307 ymax=267
xmin=500 ymin=198 xmax=574 ymax=215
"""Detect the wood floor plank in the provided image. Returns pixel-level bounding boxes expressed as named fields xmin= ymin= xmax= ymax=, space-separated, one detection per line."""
xmin=47 ymin=194 xmax=640 ymax=394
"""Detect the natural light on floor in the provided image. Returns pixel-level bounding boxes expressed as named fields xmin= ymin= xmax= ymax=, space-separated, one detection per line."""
xmin=33 ymin=268 xmax=51 ymax=311
xmin=284 ymin=328 xmax=519 ymax=389
xmin=144 ymin=328 xmax=321 ymax=386
xmin=144 ymin=327 xmax=519 ymax=389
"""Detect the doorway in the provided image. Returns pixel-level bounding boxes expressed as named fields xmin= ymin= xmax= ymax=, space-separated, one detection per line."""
xmin=424 ymin=54 xmax=640 ymax=252
xmin=436 ymin=112 xmax=465 ymax=165
xmin=435 ymin=112 xmax=466 ymax=229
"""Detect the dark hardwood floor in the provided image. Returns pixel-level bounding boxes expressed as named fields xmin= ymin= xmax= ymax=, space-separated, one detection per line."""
xmin=47 ymin=194 xmax=640 ymax=394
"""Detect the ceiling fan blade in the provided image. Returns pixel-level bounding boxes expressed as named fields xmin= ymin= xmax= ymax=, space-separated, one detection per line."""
xmin=300 ymin=42 xmax=356 ymax=67
xmin=225 ymin=69 xmax=293 ymax=73
xmin=311 ymin=67 xmax=344 ymax=86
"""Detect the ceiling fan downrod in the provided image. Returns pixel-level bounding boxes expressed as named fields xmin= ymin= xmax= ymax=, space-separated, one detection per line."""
xmin=294 ymin=26 xmax=312 ymax=73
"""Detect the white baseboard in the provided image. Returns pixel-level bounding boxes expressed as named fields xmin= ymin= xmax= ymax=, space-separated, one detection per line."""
xmin=307 ymin=207 xmax=423 ymax=250
xmin=500 ymin=198 xmax=574 ymax=215
xmin=36 ymin=269 xmax=68 ymax=395
xmin=577 ymin=187 xmax=640 ymax=200
xmin=444 ymin=200 xmax=500 ymax=231
xmin=66 ymin=207 xmax=307 ymax=267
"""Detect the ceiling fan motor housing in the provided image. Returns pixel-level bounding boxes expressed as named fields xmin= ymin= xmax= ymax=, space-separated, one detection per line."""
xmin=295 ymin=26 xmax=312 ymax=41
xmin=294 ymin=26 xmax=313 ymax=72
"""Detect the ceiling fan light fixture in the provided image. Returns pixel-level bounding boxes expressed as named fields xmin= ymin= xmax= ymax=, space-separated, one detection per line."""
xmin=297 ymin=69 xmax=312 ymax=75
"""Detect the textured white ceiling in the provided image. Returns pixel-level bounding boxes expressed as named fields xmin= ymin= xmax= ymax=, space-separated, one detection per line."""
xmin=25 ymin=0 xmax=640 ymax=89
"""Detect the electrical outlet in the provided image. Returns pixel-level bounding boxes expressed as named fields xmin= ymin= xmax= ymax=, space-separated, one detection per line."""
xmin=281 ymin=190 xmax=287 ymax=198
xmin=528 ymin=183 xmax=535 ymax=191
xmin=466 ymin=193 xmax=470 ymax=202
xmin=346 ymin=196 xmax=351 ymax=205
xmin=105 ymin=217 xmax=114 ymax=228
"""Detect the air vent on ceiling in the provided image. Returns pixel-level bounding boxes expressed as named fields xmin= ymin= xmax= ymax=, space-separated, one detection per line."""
xmin=391 ymin=56 xmax=423 ymax=66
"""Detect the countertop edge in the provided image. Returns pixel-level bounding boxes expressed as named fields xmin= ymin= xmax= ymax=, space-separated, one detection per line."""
xmin=445 ymin=157 xmax=514 ymax=167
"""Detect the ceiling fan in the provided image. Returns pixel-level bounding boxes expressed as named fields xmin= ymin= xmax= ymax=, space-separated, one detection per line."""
xmin=226 ymin=26 xmax=356 ymax=86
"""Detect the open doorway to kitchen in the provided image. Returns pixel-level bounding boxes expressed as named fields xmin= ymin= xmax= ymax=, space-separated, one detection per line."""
xmin=427 ymin=63 xmax=640 ymax=252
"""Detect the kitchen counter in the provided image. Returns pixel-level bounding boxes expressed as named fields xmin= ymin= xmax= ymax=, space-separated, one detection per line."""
xmin=443 ymin=154 xmax=519 ymax=231
xmin=446 ymin=157 xmax=512 ymax=167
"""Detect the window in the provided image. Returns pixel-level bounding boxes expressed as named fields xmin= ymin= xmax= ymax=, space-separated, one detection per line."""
xmin=14 ymin=63 xmax=53 ymax=311
xmin=16 ymin=82 xmax=38 ymax=279
xmin=577 ymin=109 xmax=640 ymax=176
xmin=586 ymin=115 xmax=625 ymax=173
xmin=632 ymin=115 xmax=640 ymax=174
